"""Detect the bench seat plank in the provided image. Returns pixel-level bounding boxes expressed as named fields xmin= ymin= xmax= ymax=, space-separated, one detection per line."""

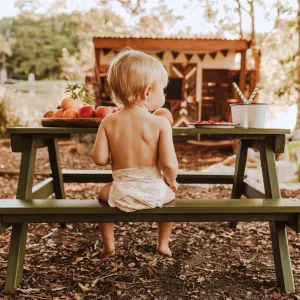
xmin=2 ymin=197 xmax=299 ymax=226
xmin=1 ymin=198 xmax=300 ymax=215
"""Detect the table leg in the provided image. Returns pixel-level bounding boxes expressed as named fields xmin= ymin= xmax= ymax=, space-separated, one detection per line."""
xmin=5 ymin=137 xmax=37 ymax=291
xmin=47 ymin=139 xmax=65 ymax=199
xmin=16 ymin=137 xmax=37 ymax=200
xmin=4 ymin=224 xmax=28 ymax=292
xmin=229 ymin=139 xmax=249 ymax=228
xmin=47 ymin=139 xmax=66 ymax=228
xmin=260 ymin=137 xmax=294 ymax=293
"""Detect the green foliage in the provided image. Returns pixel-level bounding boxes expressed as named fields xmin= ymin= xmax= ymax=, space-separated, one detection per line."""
xmin=0 ymin=2 xmax=182 ymax=80
xmin=0 ymin=90 xmax=22 ymax=138
xmin=65 ymin=83 xmax=80 ymax=99
xmin=65 ymin=83 xmax=95 ymax=105
xmin=77 ymin=85 xmax=95 ymax=105
xmin=4 ymin=14 xmax=80 ymax=79
xmin=261 ymin=20 xmax=298 ymax=105
xmin=0 ymin=35 xmax=12 ymax=56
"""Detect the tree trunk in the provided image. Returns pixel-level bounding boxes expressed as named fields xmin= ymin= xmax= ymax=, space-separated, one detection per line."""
xmin=296 ymin=0 xmax=300 ymax=129
xmin=252 ymin=48 xmax=261 ymax=85
xmin=236 ymin=0 xmax=243 ymax=39
xmin=248 ymin=0 xmax=261 ymax=90
xmin=1 ymin=53 xmax=6 ymax=70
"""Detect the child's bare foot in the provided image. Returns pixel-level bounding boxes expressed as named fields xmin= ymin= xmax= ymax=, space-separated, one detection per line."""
xmin=100 ymin=242 xmax=115 ymax=259
xmin=100 ymin=248 xmax=116 ymax=259
xmin=157 ymin=244 xmax=172 ymax=257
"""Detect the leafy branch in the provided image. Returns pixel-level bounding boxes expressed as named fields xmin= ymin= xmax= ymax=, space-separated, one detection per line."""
xmin=65 ymin=84 xmax=95 ymax=105
xmin=77 ymin=85 xmax=95 ymax=105
xmin=65 ymin=84 xmax=80 ymax=99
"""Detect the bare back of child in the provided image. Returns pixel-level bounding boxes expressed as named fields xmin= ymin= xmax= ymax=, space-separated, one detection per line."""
xmin=91 ymin=49 xmax=178 ymax=258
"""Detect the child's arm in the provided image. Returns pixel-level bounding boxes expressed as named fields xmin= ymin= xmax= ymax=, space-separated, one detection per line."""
xmin=91 ymin=119 xmax=111 ymax=166
xmin=158 ymin=118 xmax=178 ymax=191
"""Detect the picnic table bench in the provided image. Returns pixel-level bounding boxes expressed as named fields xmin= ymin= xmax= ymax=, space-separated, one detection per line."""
xmin=1 ymin=126 xmax=299 ymax=293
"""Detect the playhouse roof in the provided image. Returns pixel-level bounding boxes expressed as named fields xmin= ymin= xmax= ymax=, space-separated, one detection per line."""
xmin=93 ymin=36 xmax=250 ymax=51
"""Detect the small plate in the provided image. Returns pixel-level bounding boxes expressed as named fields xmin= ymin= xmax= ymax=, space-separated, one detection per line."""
xmin=188 ymin=123 xmax=237 ymax=129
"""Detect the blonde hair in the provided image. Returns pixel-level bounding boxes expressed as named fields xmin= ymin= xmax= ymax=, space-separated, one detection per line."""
xmin=107 ymin=49 xmax=168 ymax=105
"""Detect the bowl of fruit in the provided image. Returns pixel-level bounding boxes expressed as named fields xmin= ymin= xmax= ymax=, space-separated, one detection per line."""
xmin=189 ymin=120 xmax=237 ymax=129
xmin=42 ymin=84 xmax=122 ymax=127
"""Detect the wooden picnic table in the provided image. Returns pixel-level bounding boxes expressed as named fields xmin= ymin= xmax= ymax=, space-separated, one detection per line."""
xmin=2 ymin=126 xmax=298 ymax=293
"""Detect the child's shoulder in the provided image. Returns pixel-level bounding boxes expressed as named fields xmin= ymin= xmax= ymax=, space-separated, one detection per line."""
xmin=99 ymin=112 xmax=114 ymax=128
xmin=151 ymin=114 xmax=172 ymax=131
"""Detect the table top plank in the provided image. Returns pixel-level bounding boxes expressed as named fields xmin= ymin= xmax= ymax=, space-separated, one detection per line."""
xmin=7 ymin=127 xmax=290 ymax=135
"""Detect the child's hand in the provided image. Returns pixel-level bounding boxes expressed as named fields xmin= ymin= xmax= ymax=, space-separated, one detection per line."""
xmin=167 ymin=180 xmax=178 ymax=192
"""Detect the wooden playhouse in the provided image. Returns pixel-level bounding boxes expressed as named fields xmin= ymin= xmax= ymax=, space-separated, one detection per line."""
xmin=90 ymin=36 xmax=255 ymax=127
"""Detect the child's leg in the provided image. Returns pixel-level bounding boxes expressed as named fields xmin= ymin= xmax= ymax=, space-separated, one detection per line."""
xmin=157 ymin=222 xmax=173 ymax=257
xmin=98 ymin=182 xmax=115 ymax=257
xmin=98 ymin=182 xmax=112 ymax=202
xmin=99 ymin=222 xmax=115 ymax=258
xmin=157 ymin=186 xmax=175 ymax=257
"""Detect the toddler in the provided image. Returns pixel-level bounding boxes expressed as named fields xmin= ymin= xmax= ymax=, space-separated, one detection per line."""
xmin=91 ymin=49 xmax=178 ymax=258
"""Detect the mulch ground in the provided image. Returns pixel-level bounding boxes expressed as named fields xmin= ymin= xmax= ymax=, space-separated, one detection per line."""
xmin=0 ymin=139 xmax=300 ymax=299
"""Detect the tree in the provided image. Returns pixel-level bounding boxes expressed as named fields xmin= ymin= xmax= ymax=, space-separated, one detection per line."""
xmin=15 ymin=0 xmax=67 ymax=15
xmin=98 ymin=0 xmax=182 ymax=36
xmin=0 ymin=18 xmax=14 ymax=83
xmin=192 ymin=0 xmax=294 ymax=86
xmin=14 ymin=0 xmax=41 ymax=14
xmin=133 ymin=3 xmax=182 ymax=36
xmin=0 ymin=35 xmax=12 ymax=76
xmin=79 ymin=8 xmax=129 ymax=37
xmin=98 ymin=0 xmax=145 ymax=15
xmin=58 ymin=8 xmax=130 ymax=80
xmin=257 ymin=5 xmax=300 ymax=127
xmin=5 ymin=14 xmax=80 ymax=79
xmin=296 ymin=0 xmax=300 ymax=128
xmin=260 ymin=20 xmax=297 ymax=104
xmin=0 ymin=0 xmax=181 ymax=79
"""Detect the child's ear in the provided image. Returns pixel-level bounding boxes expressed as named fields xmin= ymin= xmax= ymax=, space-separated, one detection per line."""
xmin=142 ymin=85 xmax=152 ymax=100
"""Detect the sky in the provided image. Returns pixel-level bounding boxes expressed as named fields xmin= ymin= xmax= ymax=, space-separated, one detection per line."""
xmin=0 ymin=0 xmax=297 ymax=35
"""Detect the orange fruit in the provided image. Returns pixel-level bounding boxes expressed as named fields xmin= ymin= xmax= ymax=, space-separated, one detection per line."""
xmin=53 ymin=109 xmax=64 ymax=118
xmin=61 ymin=98 xmax=82 ymax=110
xmin=63 ymin=109 xmax=78 ymax=118
xmin=153 ymin=108 xmax=174 ymax=126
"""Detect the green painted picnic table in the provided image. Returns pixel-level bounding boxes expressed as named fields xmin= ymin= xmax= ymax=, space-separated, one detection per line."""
xmin=2 ymin=126 xmax=298 ymax=293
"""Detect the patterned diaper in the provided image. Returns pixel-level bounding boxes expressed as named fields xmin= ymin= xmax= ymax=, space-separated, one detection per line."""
xmin=108 ymin=166 xmax=169 ymax=212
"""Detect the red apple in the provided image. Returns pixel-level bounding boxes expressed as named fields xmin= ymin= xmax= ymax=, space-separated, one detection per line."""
xmin=78 ymin=105 xmax=95 ymax=118
xmin=95 ymin=106 xmax=113 ymax=119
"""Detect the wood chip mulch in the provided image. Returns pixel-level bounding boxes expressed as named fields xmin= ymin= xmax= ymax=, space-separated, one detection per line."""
xmin=0 ymin=139 xmax=300 ymax=299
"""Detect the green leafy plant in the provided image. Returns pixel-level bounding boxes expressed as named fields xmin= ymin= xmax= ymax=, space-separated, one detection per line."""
xmin=65 ymin=83 xmax=80 ymax=99
xmin=65 ymin=83 xmax=95 ymax=105
xmin=77 ymin=85 xmax=95 ymax=105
